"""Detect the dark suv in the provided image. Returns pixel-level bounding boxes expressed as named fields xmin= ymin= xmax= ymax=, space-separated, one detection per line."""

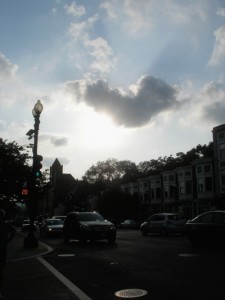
xmin=63 ymin=211 xmax=116 ymax=243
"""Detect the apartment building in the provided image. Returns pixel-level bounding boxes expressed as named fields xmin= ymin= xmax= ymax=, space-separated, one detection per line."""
xmin=121 ymin=124 xmax=225 ymax=219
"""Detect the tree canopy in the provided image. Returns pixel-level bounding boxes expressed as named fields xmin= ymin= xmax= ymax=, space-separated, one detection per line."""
xmin=83 ymin=142 xmax=213 ymax=185
xmin=0 ymin=138 xmax=32 ymax=202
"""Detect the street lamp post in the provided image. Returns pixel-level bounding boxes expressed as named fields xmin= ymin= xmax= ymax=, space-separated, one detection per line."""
xmin=24 ymin=100 xmax=43 ymax=248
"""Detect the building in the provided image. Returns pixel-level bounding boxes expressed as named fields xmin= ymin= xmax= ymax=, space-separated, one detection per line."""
xmin=121 ymin=124 xmax=225 ymax=219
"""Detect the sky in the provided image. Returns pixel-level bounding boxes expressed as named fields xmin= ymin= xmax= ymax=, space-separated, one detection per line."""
xmin=0 ymin=0 xmax=225 ymax=180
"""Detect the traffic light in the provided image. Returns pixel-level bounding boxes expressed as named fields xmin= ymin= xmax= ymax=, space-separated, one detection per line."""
xmin=33 ymin=154 xmax=43 ymax=178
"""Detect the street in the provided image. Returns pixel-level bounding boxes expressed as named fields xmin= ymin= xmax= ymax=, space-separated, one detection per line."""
xmin=40 ymin=230 xmax=225 ymax=300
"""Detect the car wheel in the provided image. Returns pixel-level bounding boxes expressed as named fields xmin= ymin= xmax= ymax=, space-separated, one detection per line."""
xmin=141 ymin=228 xmax=147 ymax=236
xmin=160 ymin=227 xmax=168 ymax=236
xmin=108 ymin=236 xmax=116 ymax=244
xmin=63 ymin=234 xmax=70 ymax=243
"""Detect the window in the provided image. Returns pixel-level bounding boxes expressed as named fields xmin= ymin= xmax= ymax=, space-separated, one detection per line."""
xmin=169 ymin=175 xmax=174 ymax=181
xmin=179 ymin=182 xmax=185 ymax=195
xmin=185 ymin=171 xmax=191 ymax=176
xmin=150 ymin=215 xmax=165 ymax=222
xmin=221 ymin=171 xmax=225 ymax=188
xmin=186 ymin=180 xmax=192 ymax=194
xmin=164 ymin=186 xmax=169 ymax=198
xmin=218 ymin=132 xmax=224 ymax=139
xmin=144 ymin=182 xmax=148 ymax=187
xmin=156 ymin=187 xmax=161 ymax=198
xmin=197 ymin=178 xmax=203 ymax=192
xmin=169 ymin=185 xmax=176 ymax=197
xmin=151 ymin=188 xmax=155 ymax=198
xmin=164 ymin=175 xmax=168 ymax=182
xmin=214 ymin=212 xmax=225 ymax=224
xmin=205 ymin=177 xmax=212 ymax=192
xmin=219 ymin=143 xmax=225 ymax=159
xmin=204 ymin=165 xmax=211 ymax=172
xmin=179 ymin=172 xmax=183 ymax=177
xmin=197 ymin=212 xmax=213 ymax=224
xmin=197 ymin=166 xmax=202 ymax=173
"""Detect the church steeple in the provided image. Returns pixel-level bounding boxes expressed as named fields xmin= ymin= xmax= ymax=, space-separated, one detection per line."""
xmin=50 ymin=158 xmax=63 ymax=185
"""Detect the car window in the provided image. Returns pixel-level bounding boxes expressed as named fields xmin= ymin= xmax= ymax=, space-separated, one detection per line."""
xmin=150 ymin=215 xmax=165 ymax=222
xmin=77 ymin=213 xmax=104 ymax=222
xmin=46 ymin=219 xmax=63 ymax=225
xmin=196 ymin=213 xmax=213 ymax=224
xmin=168 ymin=215 xmax=182 ymax=221
xmin=213 ymin=213 xmax=225 ymax=224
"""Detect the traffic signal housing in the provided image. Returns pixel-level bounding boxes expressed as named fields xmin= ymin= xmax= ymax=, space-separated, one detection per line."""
xmin=33 ymin=154 xmax=43 ymax=179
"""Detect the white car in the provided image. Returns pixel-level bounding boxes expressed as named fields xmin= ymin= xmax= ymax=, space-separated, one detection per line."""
xmin=140 ymin=213 xmax=186 ymax=236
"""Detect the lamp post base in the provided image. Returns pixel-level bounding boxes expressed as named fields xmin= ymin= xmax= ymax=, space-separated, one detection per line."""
xmin=24 ymin=232 xmax=39 ymax=248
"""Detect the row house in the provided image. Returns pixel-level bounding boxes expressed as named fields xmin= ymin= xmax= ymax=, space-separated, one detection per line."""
xmin=122 ymin=124 xmax=225 ymax=220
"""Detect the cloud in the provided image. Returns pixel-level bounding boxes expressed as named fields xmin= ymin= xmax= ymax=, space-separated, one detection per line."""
xmin=84 ymin=37 xmax=116 ymax=74
xmin=208 ymin=25 xmax=225 ymax=66
xmin=51 ymin=137 xmax=68 ymax=147
xmin=201 ymin=80 xmax=225 ymax=123
xmin=65 ymin=75 xmax=180 ymax=128
xmin=64 ymin=2 xmax=86 ymax=17
xmin=217 ymin=7 xmax=225 ymax=17
xmin=0 ymin=52 xmax=18 ymax=81
xmin=100 ymin=2 xmax=117 ymax=19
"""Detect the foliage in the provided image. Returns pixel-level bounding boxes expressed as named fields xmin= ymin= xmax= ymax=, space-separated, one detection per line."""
xmin=96 ymin=187 xmax=140 ymax=222
xmin=0 ymin=138 xmax=31 ymax=203
xmin=138 ymin=142 xmax=213 ymax=176
xmin=0 ymin=138 xmax=49 ymax=208
xmin=83 ymin=158 xmax=140 ymax=184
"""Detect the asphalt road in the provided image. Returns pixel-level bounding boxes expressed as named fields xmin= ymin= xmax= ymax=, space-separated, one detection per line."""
xmin=41 ymin=230 xmax=225 ymax=300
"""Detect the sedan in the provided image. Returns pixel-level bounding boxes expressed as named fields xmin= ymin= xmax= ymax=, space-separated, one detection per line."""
xmin=63 ymin=211 xmax=116 ymax=243
xmin=186 ymin=210 xmax=225 ymax=246
xmin=120 ymin=219 xmax=139 ymax=229
xmin=40 ymin=218 xmax=64 ymax=237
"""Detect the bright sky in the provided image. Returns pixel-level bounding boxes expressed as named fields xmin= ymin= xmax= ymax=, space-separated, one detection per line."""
xmin=1 ymin=0 xmax=225 ymax=179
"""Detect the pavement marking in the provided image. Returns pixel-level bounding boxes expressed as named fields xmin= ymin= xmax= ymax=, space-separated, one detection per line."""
xmin=115 ymin=289 xmax=148 ymax=298
xmin=58 ymin=254 xmax=76 ymax=257
xmin=179 ymin=253 xmax=200 ymax=257
xmin=37 ymin=256 xmax=92 ymax=300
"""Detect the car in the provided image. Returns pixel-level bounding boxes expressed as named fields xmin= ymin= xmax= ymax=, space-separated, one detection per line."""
xmin=120 ymin=219 xmax=139 ymax=229
xmin=186 ymin=210 xmax=225 ymax=246
xmin=21 ymin=219 xmax=30 ymax=232
xmin=140 ymin=213 xmax=186 ymax=236
xmin=21 ymin=219 xmax=38 ymax=232
xmin=62 ymin=211 xmax=117 ymax=244
xmin=52 ymin=215 xmax=66 ymax=222
xmin=40 ymin=218 xmax=64 ymax=237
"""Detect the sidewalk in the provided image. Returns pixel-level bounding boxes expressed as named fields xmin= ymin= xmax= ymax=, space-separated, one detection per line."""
xmin=2 ymin=231 xmax=83 ymax=300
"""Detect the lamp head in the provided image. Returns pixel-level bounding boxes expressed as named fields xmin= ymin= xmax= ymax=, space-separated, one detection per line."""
xmin=33 ymin=100 xmax=43 ymax=117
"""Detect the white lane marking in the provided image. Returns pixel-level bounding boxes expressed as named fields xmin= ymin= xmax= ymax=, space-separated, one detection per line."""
xmin=37 ymin=257 xmax=92 ymax=300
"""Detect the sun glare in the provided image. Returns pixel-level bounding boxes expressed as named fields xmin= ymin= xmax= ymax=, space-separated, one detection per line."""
xmin=80 ymin=111 xmax=122 ymax=149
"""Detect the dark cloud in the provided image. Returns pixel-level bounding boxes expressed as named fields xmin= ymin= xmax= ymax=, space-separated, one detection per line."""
xmin=203 ymin=102 xmax=225 ymax=124
xmin=83 ymin=75 xmax=179 ymax=127
xmin=51 ymin=137 xmax=68 ymax=147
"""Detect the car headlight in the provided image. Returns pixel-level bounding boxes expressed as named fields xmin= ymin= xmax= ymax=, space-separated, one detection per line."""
xmin=110 ymin=226 xmax=116 ymax=230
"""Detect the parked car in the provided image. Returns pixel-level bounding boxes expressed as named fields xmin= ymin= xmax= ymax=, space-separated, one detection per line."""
xmin=120 ymin=219 xmax=139 ymax=229
xmin=62 ymin=211 xmax=116 ymax=243
xmin=186 ymin=210 xmax=225 ymax=246
xmin=21 ymin=219 xmax=38 ymax=232
xmin=40 ymin=218 xmax=64 ymax=237
xmin=140 ymin=213 xmax=186 ymax=236
xmin=21 ymin=219 xmax=30 ymax=232
xmin=52 ymin=215 xmax=66 ymax=222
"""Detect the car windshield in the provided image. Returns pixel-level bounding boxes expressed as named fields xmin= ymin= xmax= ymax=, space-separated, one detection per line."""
xmin=46 ymin=219 xmax=63 ymax=225
xmin=168 ymin=215 xmax=183 ymax=221
xmin=77 ymin=213 xmax=105 ymax=222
